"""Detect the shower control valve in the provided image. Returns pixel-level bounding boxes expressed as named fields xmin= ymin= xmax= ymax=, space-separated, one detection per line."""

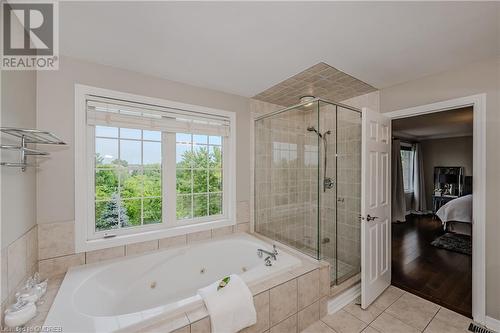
xmin=324 ymin=178 xmax=335 ymax=190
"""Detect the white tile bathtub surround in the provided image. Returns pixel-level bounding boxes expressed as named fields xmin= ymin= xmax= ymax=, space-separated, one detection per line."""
xmin=39 ymin=253 xmax=85 ymax=278
xmin=125 ymin=239 xmax=159 ymax=256
xmin=1 ymin=225 xmax=39 ymax=329
xmin=187 ymin=230 xmax=212 ymax=243
xmin=298 ymin=269 xmax=320 ymax=310
xmin=298 ymin=301 xmax=320 ymax=332
xmin=27 ymin=234 xmax=328 ymax=333
xmin=237 ymin=200 xmax=251 ymax=224
xmin=159 ymin=234 xmax=188 ymax=248
xmin=240 ymin=291 xmax=270 ymax=333
xmin=211 ymin=225 xmax=234 ymax=238
xmin=4 ymin=225 xmax=38 ymax=297
xmin=236 ymin=222 xmax=251 ymax=233
xmin=38 ymin=221 xmax=74 ymax=260
xmin=270 ymin=279 xmax=298 ymax=326
xmin=85 ymin=246 xmax=125 ymax=264
xmin=7 ymin=232 xmax=28 ymax=296
xmin=36 ymin=202 xmax=250 ymax=275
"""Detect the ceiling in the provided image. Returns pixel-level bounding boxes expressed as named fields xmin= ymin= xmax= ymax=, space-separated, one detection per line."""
xmin=392 ymin=107 xmax=473 ymax=141
xmin=59 ymin=2 xmax=500 ymax=97
xmin=253 ymin=62 xmax=376 ymax=106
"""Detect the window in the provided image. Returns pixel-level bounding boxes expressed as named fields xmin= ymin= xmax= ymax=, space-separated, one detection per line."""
xmin=176 ymin=133 xmax=223 ymax=220
xmin=400 ymin=145 xmax=414 ymax=192
xmin=95 ymin=126 xmax=162 ymax=231
xmin=75 ymin=85 xmax=235 ymax=251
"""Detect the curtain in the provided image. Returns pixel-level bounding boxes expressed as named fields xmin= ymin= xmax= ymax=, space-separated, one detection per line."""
xmin=392 ymin=139 xmax=406 ymax=222
xmin=412 ymin=143 xmax=427 ymax=212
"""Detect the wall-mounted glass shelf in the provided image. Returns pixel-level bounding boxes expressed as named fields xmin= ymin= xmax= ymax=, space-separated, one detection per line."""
xmin=0 ymin=127 xmax=67 ymax=172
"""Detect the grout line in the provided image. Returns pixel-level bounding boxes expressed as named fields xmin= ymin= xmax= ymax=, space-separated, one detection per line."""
xmin=422 ymin=306 xmax=441 ymax=332
xmin=347 ymin=286 xmax=408 ymax=329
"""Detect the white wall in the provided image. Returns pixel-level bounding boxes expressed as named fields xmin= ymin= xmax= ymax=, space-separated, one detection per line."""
xmin=36 ymin=56 xmax=251 ymax=225
xmin=341 ymin=91 xmax=380 ymax=112
xmin=380 ymin=57 xmax=500 ymax=320
xmin=1 ymin=69 xmax=37 ymax=248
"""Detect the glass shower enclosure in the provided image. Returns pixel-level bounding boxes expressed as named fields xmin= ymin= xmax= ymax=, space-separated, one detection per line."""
xmin=254 ymin=99 xmax=361 ymax=285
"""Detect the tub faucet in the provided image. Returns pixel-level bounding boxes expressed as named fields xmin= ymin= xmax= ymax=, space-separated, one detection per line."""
xmin=257 ymin=245 xmax=278 ymax=260
xmin=264 ymin=256 xmax=272 ymax=266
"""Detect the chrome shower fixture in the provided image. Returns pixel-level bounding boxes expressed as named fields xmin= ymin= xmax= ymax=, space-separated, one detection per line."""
xmin=307 ymin=126 xmax=331 ymax=139
xmin=307 ymin=126 xmax=322 ymax=138
xmin=307 ymin=126 xmax=333 ymax=192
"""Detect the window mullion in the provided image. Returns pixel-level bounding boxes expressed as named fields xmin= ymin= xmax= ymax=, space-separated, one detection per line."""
xmin=164 ymin=132 xmax=176 ymax=226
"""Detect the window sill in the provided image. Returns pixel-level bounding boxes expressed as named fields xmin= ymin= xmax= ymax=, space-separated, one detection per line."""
xmin=75 ymin=218 xmax=235 ymax=253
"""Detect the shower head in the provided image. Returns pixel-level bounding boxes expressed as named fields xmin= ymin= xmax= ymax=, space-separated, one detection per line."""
xmin=307 ymin=126 xmax=331 ymax=138
xmin=307 ymin=126 xmax=322 ymax=138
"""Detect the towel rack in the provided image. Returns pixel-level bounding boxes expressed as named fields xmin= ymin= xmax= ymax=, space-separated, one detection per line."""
xmin=0 ymin=128 xmax=67 ymax=171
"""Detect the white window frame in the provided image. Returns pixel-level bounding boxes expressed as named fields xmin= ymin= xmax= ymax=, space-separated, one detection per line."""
xmin=75 ymin=84 xmax=236 ymax=252
xmin=400 ymin=142 xmax=414 ymax=193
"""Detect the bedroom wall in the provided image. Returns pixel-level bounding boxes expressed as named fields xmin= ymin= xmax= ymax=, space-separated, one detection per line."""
xmin=380 ymin=57 xmax=500 ymax=321
xmin=421 ymin=136 xmax=473 ymax=208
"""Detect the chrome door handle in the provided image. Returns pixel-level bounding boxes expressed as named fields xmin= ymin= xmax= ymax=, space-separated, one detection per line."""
xmin=360 ymin=214 xmax=379 ymax=221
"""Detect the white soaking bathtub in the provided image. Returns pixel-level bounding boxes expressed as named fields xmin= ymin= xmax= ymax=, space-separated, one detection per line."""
xmin=44 ymin=233 xmax=302 ymax=332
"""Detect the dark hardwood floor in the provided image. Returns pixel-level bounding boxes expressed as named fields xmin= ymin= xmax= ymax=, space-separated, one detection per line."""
xmin=391 ymin=214 xmax=472 ymax=318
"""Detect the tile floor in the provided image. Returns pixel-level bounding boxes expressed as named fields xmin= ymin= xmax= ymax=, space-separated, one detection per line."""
xmin=302 ymin=286 xmax=474 ymax=333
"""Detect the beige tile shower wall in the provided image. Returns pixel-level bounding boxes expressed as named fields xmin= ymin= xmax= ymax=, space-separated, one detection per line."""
xmin=335 ymin=110 xmax=362 ymax=277
xmin=333 ymin=92 xmax=376 ymax=279
xmin=334 ymin=91 xmax=378 ymax=279
xmin=254 ymin=103 xmax=320 ymax=257
xmin=318 ymin=103 xmax=337 ymax=269
xmin=253 ymin=92 xmax=377 ymax=266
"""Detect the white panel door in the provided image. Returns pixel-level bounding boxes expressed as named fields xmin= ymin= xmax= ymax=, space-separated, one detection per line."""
xmin=361 ymin=108 xmax=391 ymax=309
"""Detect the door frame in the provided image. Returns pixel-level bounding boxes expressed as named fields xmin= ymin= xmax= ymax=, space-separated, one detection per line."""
xmin=384 ymin=94 xmax=486 ymax=324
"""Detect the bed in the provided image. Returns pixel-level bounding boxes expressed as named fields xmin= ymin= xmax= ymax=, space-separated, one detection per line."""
xmin=436 ymin=194 xmax=472 ymax=235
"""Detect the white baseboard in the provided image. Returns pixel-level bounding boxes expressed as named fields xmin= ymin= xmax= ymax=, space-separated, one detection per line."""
xmin=327 ymin=283 xmax=361 ymax=314
xmin=485 ymin=316 xmax=500 ymax=332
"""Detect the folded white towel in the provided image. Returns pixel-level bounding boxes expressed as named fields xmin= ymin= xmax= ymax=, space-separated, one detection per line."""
xmin=197 ymin=274 xmax=257 ymax=333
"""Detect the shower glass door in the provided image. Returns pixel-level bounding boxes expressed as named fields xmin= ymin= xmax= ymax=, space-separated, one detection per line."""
xmin=254 ymin=99 xmax=361 ymax=285
xmin=254 ymin=101 xmax=321 ymax=259
xmin=318 ymin=101 xmax=362 ymax=285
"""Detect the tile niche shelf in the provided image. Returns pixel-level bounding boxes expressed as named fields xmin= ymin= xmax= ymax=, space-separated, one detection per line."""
xmin=0 ymin=127 xmax=66 ymax=171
